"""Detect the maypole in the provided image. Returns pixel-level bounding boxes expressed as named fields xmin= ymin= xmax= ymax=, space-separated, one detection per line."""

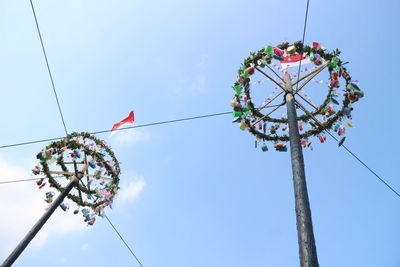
xmin=230 ymin=41 xmax=363 ymax=266
xmin=1 ymin=132 xmax=121 ymax=267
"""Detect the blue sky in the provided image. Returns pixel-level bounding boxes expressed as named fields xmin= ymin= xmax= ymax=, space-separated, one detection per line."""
xmin=0 ymin=0 xmax=399 ymax=266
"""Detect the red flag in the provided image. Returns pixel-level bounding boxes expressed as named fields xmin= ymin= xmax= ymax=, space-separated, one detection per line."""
xmin=110 ymin=111 xmax=134 ymax=136
xmin=280 ymin=54 xmax=311 ymax=69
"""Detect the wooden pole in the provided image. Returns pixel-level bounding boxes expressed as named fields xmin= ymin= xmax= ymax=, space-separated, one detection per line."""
xmin=1 ymin=179 xmax=77 ymax=267
xmin=284 ymin=73 xmax=319 ymax=267
xmin=1 ymin=165 xmax=88 ymax=267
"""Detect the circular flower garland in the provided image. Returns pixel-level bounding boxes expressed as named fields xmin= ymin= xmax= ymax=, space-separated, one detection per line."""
xmin=231 ymin=41 xmax=364 ymax=147
xmin=33 ymin=132 xmax=120 ymax=225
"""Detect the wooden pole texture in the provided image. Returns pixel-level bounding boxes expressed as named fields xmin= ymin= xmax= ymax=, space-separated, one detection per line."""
xmin=284 ymin=73 xmax=319 ymax=267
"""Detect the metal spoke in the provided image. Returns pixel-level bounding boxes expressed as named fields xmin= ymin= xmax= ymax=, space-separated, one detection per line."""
xmin=252 ymin=101 xmax=285 ymax=126
xmin=291 ymin=61 xmax=329 ymax=88
xmin=294 ymin=99 xmax=325 ymax=129
xmin=265 ymin=64 xmax=285 ymax=83
xmin=64 ymin=161 xmax=85 ymax=165
xmin=255 ymin=66 xmax=285 ymax=91
xmin=47 ymin=170 xmax=113 ymax=181
xmin=291 ymin=66 xmax=321 ymax=87
xmin=256 ymin=91 xmax=284 ymax=112
xmin=296 ymin=92 xmax=319 ymax=110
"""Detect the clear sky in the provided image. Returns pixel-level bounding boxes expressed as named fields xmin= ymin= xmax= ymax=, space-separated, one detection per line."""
xmin=0 ymin=0 xmax=399 ymax=266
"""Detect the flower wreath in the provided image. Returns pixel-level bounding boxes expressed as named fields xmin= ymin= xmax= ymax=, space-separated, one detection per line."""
xmin=35 ymin=132 xmax=120 ymax=210
xmin=231 ymin=41 xmax=364 ymax=143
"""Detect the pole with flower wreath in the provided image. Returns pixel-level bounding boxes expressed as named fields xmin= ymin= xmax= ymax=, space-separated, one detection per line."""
xmin=231 ymin=41 xmax=363 ymax=267
xmin=1 ymin=132 xmax=121 ymax=267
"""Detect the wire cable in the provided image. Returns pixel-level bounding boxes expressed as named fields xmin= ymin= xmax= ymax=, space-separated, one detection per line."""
xmin=0 ymin=175 xmax=64 ymax=185
xmin=105 ymin=214 xmax=144 ymax=267
xmin=295 ymin=103 xmax=400 ymax=199
xmin=1 ymin=108 xmax=283 ymax=149
xmin=29 ymin=0 xmax=68 ymax=135
xmin=324 ymin=130 xmax=400 ymax=198
xmin=294 ymin=0 xmax=311 ymax=91
xmin=91 ymin=111 xmax=232 ymax=135
xmin=289 ymin=0 xmax=400 ymax=199
xmin=0 ymin=106 xmax=283 ymax=150
xmin=28 ymin=4 xmax=144 ymax=264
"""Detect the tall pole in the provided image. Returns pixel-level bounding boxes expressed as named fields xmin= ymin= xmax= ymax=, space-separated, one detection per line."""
xmin=1 ymin=178 xmax=77 ymax=267
xmin=284 ymin=73 xmax=319 ymax=267
xmin=1 ymin=164 xmax=88 ymax=267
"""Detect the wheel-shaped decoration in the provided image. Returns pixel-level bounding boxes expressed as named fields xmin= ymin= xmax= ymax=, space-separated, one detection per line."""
xmin=32 ymin=132 xmax=120 ymax=225
xmin=231 ymin=41 xmax=364 ymax=151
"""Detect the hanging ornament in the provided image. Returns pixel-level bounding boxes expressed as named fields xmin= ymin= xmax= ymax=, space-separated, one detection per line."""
xmin=287 ymin=45 xmax=297 ymax=56
xmin=44 ymin=192 xmax=54 ymax=203
xmin=32 ymin=165 xmax=41 ymax=175
xmin=245 ymin=67 xmax=255 ymax=75
xmin=261 ymin=143 xmax=268 ymax=152
xmin=88 ymin=161 xmax=97 ymax=169
xmin=338 ymin=125 xmax=346 ymax=136
xmin=264 ymin=45 xmax=273 ymax=55
xmin=331 ymin=97 xmax=339 ymax=105
xmin=59 ymin=203 xmax=69 ymax=212
xmin=343 ymin=107 xmax=353 ymax=118
xmin=232 ymin=111 xmax=242 ymax=117
xmin=332 ymin=123 xmax=340 ymax=132
xmin=273 ymin=47 xmax=284 ymax=57
xmin=317 ymin=135 xmax=326 ymax=143
xmin=274 ymin=142 xmax=287 ymax=152
xmin=300 ymin=139 xmax=307 ymax=148
xmin=309 ymin=51 xmax=315 ymax=60
xmin=346 ymin=83 xmax=364 ymax=103
xmin=312 ymin=42 xmax=321 ymax=49
xmin=330 ymin=79 xmax=340 ymax=89
xmin=232 ymin=117 xmax=242 ymax=123
xmin=329 ymin=57 xmax=340 ymax=68
xmin=239 ymin=121 xmax=248 ymax=130
xmin=230 ymin=98 xmax=240 ymax=108
xmin=338 ymin=136 xmax=346 ymax=147
xmin=36 ymin=178 xmax=44 ymax=186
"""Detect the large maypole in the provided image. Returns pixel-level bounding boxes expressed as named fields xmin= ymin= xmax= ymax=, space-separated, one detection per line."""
xmin=230 ymin=41 xmax=363 ymax=266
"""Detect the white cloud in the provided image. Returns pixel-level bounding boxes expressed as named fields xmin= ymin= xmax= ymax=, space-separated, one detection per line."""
xmin=116 ymin=180 xmax=145 ymax=204
xmin=0 ymin=155 xmax=85 ymax=258
xmin=190 ymin=55 xmax=208 ymax=93
xmin=80 ymin=243 xmax=89 ymax=251
xmin=191 ymin=73 xmax=206 ymax=93
xmin=110 ymin=128 xmax=150 ymax=147
xmin=171 ymin=54 xmax=209 ymax=95
xmin=59 ymin=256 xmax=67 ymax=264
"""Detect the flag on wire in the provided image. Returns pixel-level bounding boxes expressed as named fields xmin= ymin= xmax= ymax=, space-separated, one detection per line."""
xmin=280 ymin=54 xmax=311 ymax=69
xmin=110 ymin=111 xmax=135 ymax=136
